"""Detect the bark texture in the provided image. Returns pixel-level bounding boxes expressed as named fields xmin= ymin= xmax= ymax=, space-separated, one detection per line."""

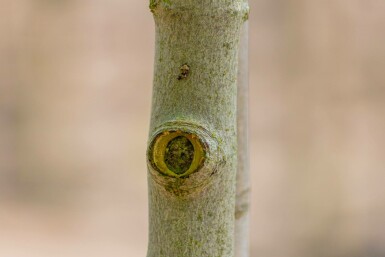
xmin=147 ymin=0 xmax=249 ymax=256
xmin=235 ymin=21 xmax=250 ymax=257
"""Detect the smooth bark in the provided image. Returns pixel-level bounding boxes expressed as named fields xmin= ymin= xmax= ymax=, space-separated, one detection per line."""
xmin=146 ymin=0 xmax=249 ymax=256
xmin=235 ymin=21 xmax=250 ymax=257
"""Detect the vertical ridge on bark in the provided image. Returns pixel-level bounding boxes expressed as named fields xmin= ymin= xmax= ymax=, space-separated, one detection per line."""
xmin=235 ymin=20 xmax=250 ymax=257
xmin=147 ymin=0 xmax=249 ymax=256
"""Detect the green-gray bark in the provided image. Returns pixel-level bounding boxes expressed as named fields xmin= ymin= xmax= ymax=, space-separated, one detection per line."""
xmin=235 ymin=20 xmax=250 ymax=257
xmin=147 ymin=0 xmax=249 ymax=256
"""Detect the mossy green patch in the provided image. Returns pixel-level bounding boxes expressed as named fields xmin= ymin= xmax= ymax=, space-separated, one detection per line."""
xmin=149 ymin=0 xmax=158 ymax=12
xmin=164 ymin=136 xmax=194 ymax=174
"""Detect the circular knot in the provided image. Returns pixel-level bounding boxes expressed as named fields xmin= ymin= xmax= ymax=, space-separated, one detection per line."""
xmin=148 ymin=130 xmax=206 ymax=177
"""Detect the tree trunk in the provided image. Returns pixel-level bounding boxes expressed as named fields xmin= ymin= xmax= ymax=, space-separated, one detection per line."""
xmin=146 ymin=0 xmax=249 ymax=256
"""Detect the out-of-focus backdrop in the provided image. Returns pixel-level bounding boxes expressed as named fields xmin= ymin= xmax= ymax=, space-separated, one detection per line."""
xmin=1 ymin=0 xmax=385 ymax=256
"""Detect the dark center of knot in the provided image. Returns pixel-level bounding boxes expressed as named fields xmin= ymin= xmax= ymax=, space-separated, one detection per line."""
xmin=164 ymin=136 xmax=194 ymax=174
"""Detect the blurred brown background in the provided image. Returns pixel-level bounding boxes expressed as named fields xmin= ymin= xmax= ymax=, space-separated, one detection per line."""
xmin=1 ymin=0 xmax=385 ymax=256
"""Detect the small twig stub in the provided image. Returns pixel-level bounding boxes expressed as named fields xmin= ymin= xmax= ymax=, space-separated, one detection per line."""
xmin=177 ymin=64 xmax=190 ymax=80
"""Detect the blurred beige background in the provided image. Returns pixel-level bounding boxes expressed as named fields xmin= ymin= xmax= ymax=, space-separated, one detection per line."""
xmin=1 ymin=0 xmax=385 ymax=256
